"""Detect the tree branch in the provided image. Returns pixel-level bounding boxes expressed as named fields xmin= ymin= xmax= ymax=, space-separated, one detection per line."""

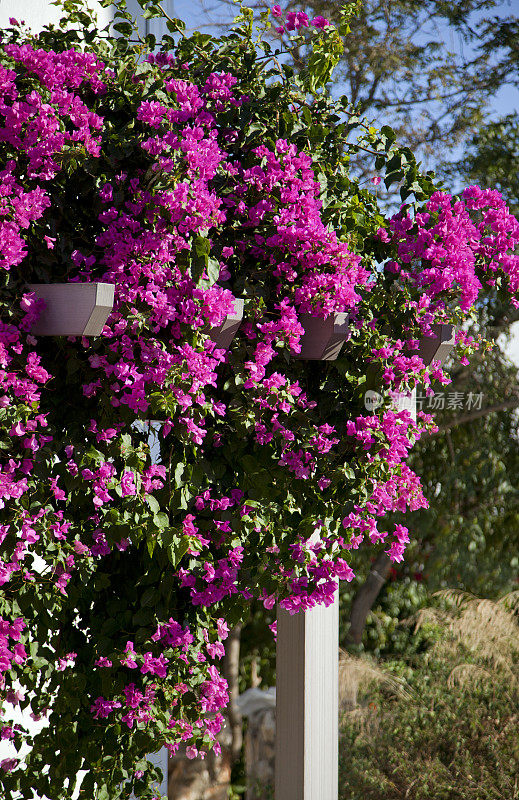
xmin=433 ymin=399 xmax=519 ymax=434
xmin=222 ymin=623 xmax=243 ymax=765
xmin=348 ymin=550 xmax=391 ymax=644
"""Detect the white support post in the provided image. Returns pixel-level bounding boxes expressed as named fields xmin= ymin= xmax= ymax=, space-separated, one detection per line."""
xmin=275 ymin=590 xmax=339 ymax=800
xmin=394 ymin=387 xmax=417 ymax=421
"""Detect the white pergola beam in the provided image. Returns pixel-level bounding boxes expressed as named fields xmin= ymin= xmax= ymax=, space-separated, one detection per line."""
xmin=275 ymin=590 xmax=339 ymax=800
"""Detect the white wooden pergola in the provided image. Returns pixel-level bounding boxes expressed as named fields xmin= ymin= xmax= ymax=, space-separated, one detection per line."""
xmin=31 ymin=283 xmax=456 ymax=799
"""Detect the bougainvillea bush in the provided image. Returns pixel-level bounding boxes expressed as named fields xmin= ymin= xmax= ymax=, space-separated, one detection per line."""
xmin=0 ymin=1 xmax=518 ymax=797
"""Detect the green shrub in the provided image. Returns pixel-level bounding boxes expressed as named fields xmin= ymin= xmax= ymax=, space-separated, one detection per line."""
xmin=339 ymin=592 xmax=519 ymax=800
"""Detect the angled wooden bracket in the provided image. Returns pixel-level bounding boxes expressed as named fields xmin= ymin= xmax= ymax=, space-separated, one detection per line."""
xmin=392 ymin=325 xmax=457 ymax=420
xmin=293 ymin=313 xmax=350 ymax=361
xmin=27 ymin=283 xmax=115 ymax=337
xmin=419 ymin=323 xmax=456 ymax=366
xmin=208 ymin=298 xmax=244 ymax=350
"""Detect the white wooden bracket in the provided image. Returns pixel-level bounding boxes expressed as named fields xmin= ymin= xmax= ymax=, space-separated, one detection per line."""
xmin=209 ymin=297 xmax=244 ymax=349
xmin=392 ymin=325 xmax=457 ymax=421
xmin=294 ymin=313 xmax=350 ymax=360
xmin=419 ymin=323 xmax=456 ymax=366
xmin=275 ymin=589 xmax=339 ymax=800
xmin=27 ymin=282 xmax=115 ymax=336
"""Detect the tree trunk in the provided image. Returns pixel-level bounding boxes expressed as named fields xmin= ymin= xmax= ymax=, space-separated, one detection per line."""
xmin=223 ymin=623 xmax=243 ymax=764
xmin=348 ymin=551 xmax=391 ymax=644
xmin=250 ymin=656 xmax=260 ymax=688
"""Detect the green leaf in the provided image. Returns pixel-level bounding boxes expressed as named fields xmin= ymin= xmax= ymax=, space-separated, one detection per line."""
xmin=141 ymin=587 xmax=156 ymax=607
xmin=190 ymin=235 xmax=211 ymax=282
xmin=174 ymin=462 xmax=185 ymax=487
xmin=167 ymin=536 xmax=191 ymax=567
xmin=154 ymin=511 xmax=169 ymax=529
xmin=113 ymin=21 xmax=133 ymax=36
xmin=146 ymin=495 xmax=160 ymax=515
xmin=206 ymin=256 xmax=220 ymax=286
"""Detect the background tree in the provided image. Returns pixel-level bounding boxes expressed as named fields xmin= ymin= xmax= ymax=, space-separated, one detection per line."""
xmin=207 ymin=0 xmax=519 ymax=169
xmin=447 ymin=114 xmax=519 ymax=218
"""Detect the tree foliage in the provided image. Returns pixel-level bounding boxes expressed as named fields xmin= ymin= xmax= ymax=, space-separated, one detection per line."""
xmin=447 ymin=114 xmax=519 ymax=219
xmin=209 ymin=0 xmax=519 ymax=165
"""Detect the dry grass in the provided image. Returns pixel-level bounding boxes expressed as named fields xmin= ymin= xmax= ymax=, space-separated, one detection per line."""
xmin=415 ymin=589 xmax=519 ymax=686
xmin=338 ymin=649 xmax=408 ymax=711
xmin=340 ymin=590 xmax=519 ymax=710
xmin=338 ymin=592 xmax=519 ymax=800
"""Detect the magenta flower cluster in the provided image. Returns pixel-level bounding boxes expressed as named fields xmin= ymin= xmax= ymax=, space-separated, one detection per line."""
xmin=0 ymin=24 xmax=518 ymax=787
xmin=381 ymin=188 xmax=519 ymax=317
xmin=271 ymin=4 xmax=330 ymax=34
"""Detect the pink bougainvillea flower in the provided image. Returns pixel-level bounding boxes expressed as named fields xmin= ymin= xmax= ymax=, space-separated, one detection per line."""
xmin=312 ymin=15 xmax=330 ymax=28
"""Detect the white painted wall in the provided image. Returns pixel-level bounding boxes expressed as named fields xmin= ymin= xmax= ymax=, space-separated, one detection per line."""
xmin=131 ymin=749 xmax=169 ymax=799
xmin=505 ymin=321 xmax=519 ymax=368
xmin=0 ymin=1 xmax=194 ymax=43
xmin=0 ymin=0 xmax=113 ymax=30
